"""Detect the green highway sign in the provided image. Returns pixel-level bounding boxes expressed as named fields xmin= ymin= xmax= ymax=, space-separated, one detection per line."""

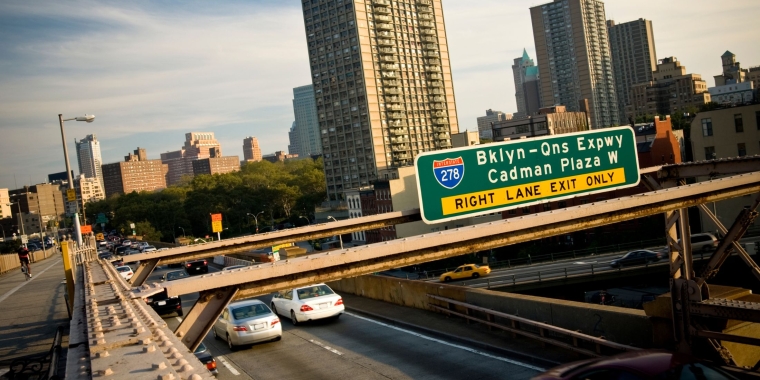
xmin=414 ymin=127 xmax=640 ymax=224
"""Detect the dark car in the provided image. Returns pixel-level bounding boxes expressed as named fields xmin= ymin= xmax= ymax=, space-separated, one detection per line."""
xmin=610 ymin=249 xmax=662 ymax=268
xmin=145 ymin=270 xmax=189 ymax=317
xmin=532 ymin=350 xmax=738 ymax=380
xmin=26 ymin=242 xmax=42 ymax=251
xmin=194 ymin=342 xmax=218 ymax=376
xmin=185 ymin=259 xmax=209 ymax=275
xmin=589 ymin=291 xmax=616 ymax=305
xmin=114 ymin=245 xmax=130 ymax=255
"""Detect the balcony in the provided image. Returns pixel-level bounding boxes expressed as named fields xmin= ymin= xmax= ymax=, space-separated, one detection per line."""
xmin=423 ymin=43 xmax=438 ymax=51
xmin=388 ymin=120 xmax=407 ymax=128
xmin=377 ymin=31 xmax=395 ymax=38
xmin=380 ymin=55 xmax=398 ymax=62
xmin=388 ymin=112 xmax=406 ymax=119
xmin=433 ymin=126 xmax=448 ymax=133
xmin=373 ymin=0 xmax=390 ymax=6
xmin=426 ymin=65 xmax=441 ymax=72
xmin=437 ymin=141 xmax=452 ymax=148
xmin=432 ymin=110 xmax=447 ymax=117
xmin=420 ymin=28 xmax=436 ymax=36
xmin=381 ymin=63 xmax=399 ymax=71
xmin=381 ymin=71 xmax=397 ymax=78
xmin=377 ymin=39 xmax=394 ymax=46
xmin=428 ymin=73 xmax=443 ymax=80
xmin=431 ymin=103 xmax=446 ymax=109
xmin=418 ymin=13 xmax=433 ymax=20
xmin=428 ymin=80 xmax=443 ymax=87
xmin=430 ymin=96 xmax=444 ymax=102
xmin=375 ymin=15 xmax=392 ymax=23
xmin=389 ymin=128 xmax=407 ymax=136
xmin=374 ymin=6 xmax=390 ymax=14
xmin=421 ymin=36 xmax=436 ymax=43
xmin=391 ymin=145 xmax=411 ymax=152
xmin=390 ymin=137 xmax=410 ymax=144
xmin=385 ymin=97 xmax=401 ymax=104
xmin=394 ymin=153 xmax=411 ymax=160
xmin=376 ymin=23 xmax=393 ymax=30
xmin=388 ymin=104 xmax=403 ymax=111
xmin=426 ymin=58 xmax=441 ymax=65
xmin=383 ymin=79 xmax=400 ymax=87
xmin=417 ymin=0 xmax=432 ymax=5
xmin=385 ymin=88 xmax=401 ymax=95
xmin=418 ymin=21 xmax=434 ymax=29
xmin=379 ymin=47 xmax=396 ymax=54
xmin=417 ymin=6 xmax=433 ymax=14
xmin=430 ymin=89 xmax=445 ymax=96
xmin=423 ymin=51 xmax=440 ymax=58
xmin=433 ymin=118 xmax=449 ymax=125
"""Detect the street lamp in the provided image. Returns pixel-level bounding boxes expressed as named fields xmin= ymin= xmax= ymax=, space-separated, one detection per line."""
xmin=299 ymin=216 xmax=310 ymax=226
xmin=178 ymin=226 xmax=186 ymax=237
xmin=327 ymin=215 xmax=343 ymax=249
xmin=194 ymin=238 xmax=208 ymax=243
xmin=59 ymin=113 xmax=95 ymax=246
xmin=7 ymin=202 xmax=23 ymax=236
xmin=247 ymin=211 xmax=264 ymax=234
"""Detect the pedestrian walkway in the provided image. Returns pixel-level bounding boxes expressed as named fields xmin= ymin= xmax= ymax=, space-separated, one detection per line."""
xmin=0 ymin=255 xmax=69 ymax=365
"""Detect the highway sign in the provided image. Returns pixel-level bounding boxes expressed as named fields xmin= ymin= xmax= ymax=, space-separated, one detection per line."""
xmin=211 ymin=213 xmax=223 ymax=233
xmin=414 ymin=127 xmax=640 ymax=223
xmin=81 ymin=225 xmax=92 ymax=234
xmin=67 ymin=189 xmax=77 ymax=202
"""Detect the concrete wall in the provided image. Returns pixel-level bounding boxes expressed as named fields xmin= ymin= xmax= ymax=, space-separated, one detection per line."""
xmin=329 ymin=274 xmax=654 ymax=348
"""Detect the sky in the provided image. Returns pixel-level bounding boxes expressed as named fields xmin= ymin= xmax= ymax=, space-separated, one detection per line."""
xmin=0 ymin=0 xmax=758 ymax=190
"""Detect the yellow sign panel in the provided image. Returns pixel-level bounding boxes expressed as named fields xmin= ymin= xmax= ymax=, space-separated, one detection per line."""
xmin=440 ymin=168 xmax=626 ymax=216
xmin=272 ymin=242 xmax=294 ymax=253
xmin=211 ymin=220 xmax=223 ymax=233
xmin=67 ymin=189 xmax=77 ymax=202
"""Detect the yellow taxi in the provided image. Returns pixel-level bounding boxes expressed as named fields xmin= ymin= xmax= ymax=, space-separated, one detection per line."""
xmin=439 ymin=264 xmax=491 ymax=282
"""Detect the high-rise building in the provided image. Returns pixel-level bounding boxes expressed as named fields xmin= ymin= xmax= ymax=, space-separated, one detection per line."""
xmin=75 ymin=134 xmax=104 ymax=185
xmin=192 ymin=156 xmax=241 ymax=176
xmin=530 ymin=0 xmax=618 ymax=129
xmin=608 ymin=18 xmax=657 ymax=125
xmin=287 ymin=123 xmax=300 ymax=157
xmin=512 ymin=49 xmax=541 ymax=119
xmin=161 ymin=132 xmax=222 ymax=185
xmin=627 ymin=57 xmax=711 ymax=122
xmin=301 ymin=0 xmax=460 ymax=200
xmin=476 ymin=109 xmax=511 ymax=139
xmin=0 ymin=188 xmax=9 ymax=220
xmin=291 ymin=85 xmax=322 ymax=157
xmin=242 ymin=136 xmax=263 ymax=163
xmin=103 ymin=148 xmax=168 ymax=197
xmin=8 ymin=184 xmax=66 ymax=222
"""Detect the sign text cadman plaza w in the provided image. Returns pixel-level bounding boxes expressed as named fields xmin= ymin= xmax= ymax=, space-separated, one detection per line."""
xmin=414 ymin=127 xmax=640 ymax=223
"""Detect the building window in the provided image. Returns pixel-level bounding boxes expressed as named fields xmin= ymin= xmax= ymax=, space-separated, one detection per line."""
xmin=701 ymin=118 xmax=712 ymax=136
xmin=734 ymin=114 xmax=743 ymax=132
xmin=738 ymin=143 xmax=746 ymax=157
xmin=704 ymin=146 xmax=715 ymax=160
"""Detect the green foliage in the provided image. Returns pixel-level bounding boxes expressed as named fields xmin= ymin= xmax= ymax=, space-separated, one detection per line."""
xmin=86 ymin=158 xmax=326 ymax=242
xmin=479 ymin=138 xmax=493 ymax=144
xmin=0 ymin=239 xmax=22 ymax=253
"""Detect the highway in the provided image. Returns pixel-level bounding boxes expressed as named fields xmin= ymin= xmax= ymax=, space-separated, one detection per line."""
xmin=143 ymin=264 xmax=553 ymax=380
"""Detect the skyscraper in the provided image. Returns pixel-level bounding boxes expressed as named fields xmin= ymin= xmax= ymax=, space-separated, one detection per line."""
xmin=161 ymin=132 xmax=221 ymax=185
xmin=291 ymin=85 xmax=321 ymax=157
xmin=530 ymin=0 xmax=618 ymax=129
xmin=243 ymin=136 xmax=263 ymax=162
xmin=75 ymin=134 xmax=103 ymax=185
xmin=287 ymin=123 xmax=300 ymax=157
xmin=512 ymin=49 xmax=541 ymax=119
xmin=608 ymin=18 xmax=657 ymax=125
xmin=302 ymin=0 xmax=460 ymax=200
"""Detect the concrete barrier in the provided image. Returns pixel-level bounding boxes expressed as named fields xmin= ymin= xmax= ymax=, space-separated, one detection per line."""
xmin=329 ymin=274 xmax=653 ymax=348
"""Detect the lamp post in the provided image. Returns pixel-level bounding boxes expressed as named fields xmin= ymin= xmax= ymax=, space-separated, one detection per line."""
xmin=299 ymin=215 xmax=310 ymax=226
xmin=247 ymin=211 xmax=264 ymax=234
xmin=59 ymin=113 xmax=95 ymax=246
xmin=327 ymin=215 xmax=343 ymax=249
xmin=178 ymin=226 xmax=186 ymax=237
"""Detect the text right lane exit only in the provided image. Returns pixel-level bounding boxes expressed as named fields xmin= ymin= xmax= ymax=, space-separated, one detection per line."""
xmin=414 ymin=127 xmax=641 ymax=224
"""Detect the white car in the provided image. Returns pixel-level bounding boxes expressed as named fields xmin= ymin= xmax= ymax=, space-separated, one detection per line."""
xmin=142 ymin=245 xmax=157 ymax=252
xmin=271 ymin=283 xmax=344 ymax=325
xmin=212 ymin=299 xmax=281 ymax=350
xmin=115 ymin=265 xmax=134 ymax=281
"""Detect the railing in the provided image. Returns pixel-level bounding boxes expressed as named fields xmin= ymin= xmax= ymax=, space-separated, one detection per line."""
xmin=427 ymin=295 xmax=639 ymax=357
xmin=6 ymin=325 xmax=65 ymax=379
xmin=0 ymin=248 xmax=55 ymax=275
xmin=213 ymin=255 xmax=255 ymax=267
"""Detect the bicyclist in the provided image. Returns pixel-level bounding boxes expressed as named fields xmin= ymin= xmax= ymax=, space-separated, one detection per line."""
xmin=17 ymin=246 xmax=32 ymax=277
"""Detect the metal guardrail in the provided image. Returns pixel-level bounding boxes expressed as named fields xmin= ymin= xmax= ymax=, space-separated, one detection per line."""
xmin=427 ymin=294 xmax=640 ymax=357
xmin=6 ymin=325 xmax=64 ymax=380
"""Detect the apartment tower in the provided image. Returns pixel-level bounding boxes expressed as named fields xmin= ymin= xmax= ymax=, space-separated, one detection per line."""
xmin=512 ymin=49 xmax=541 ymax=119
xmin=103 ymin=148 xmax=168 ymax=197
xmin=75 ymin=134 xmax=104 ymax=185
xmin=301 ymin=0 xmax=460 ymax=200
xmin=242 ymin=136 xmax=263 ymax=162
xmin=291 ymin=84 xmax=322 ymax=157
xmin=607 ymin=18 xmax=657 ymax=125
xmin=530 ymin=0 xmax=618 ymax=129
xmin=161 ymin=132 xmax=222 ymax=185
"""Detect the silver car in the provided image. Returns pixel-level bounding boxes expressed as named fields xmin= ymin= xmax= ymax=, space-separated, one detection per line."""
xmin=212 ymin=299 xmax=282 ymax=350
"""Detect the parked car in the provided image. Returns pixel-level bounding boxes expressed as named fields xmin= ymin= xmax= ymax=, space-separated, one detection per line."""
xmin=185 ymin=259 xmax=209 ymax=275
xmin=115 ymin=265 xmax=134 ymax=281
xmin=271 ymin=283 xmax=344 ymax=325
xmin=439 ymin=264 xmax=491 ymax=282
xmin=532 ymin=349 xmax=738 ymax=380
xmin=26 ymin=242 xmax=42 ymax=252
xmin=213 ymin=299 xmax=281 ymax=350
xmin=609 ymin=249 xmax=663 ymax=268
xmin=193 ymin=342 xmax=218 ymax=376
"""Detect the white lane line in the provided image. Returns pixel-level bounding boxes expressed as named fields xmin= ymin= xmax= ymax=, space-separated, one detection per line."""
xmin=217 ymin=356 xmax=241 ymax=376
xmin=309 ymin=339 xmax=343 ymax=355
xmin=176 ymin=316 xmax=183 ymax=323
xmin=346 ymin=312 xmax=545 ymax=372
xmin=0 ymin=260 xmax=62 ymax=305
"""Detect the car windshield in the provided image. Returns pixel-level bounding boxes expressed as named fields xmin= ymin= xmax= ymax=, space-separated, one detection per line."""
xmin=194 ymin=342 xmax=207 ymax=354
xmin=622 ymin=252 xmax=636 ymax=259
xmin=116 ymin=266 xmax=130 ymax=272
xmin=231 ymin=304 xmax=271 ymax=320
xmin=166 ymin=271 xmax=188 ymax=281
xmin=297 ymin=285 xmax=335 ymax=300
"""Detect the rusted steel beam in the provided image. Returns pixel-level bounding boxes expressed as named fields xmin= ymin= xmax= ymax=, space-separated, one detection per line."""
xmin=125 ymin=209 xmax=421 ymax=286
xmin=174 ymin=286 xmax=239 ymax=352
xmin=162 ymin=172 xmax=760 ymax=300
xmin=657 ymin=156 xmax=760 ymax=181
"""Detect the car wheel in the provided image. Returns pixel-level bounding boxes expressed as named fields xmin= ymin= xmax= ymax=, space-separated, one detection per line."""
xmin=176 ymin=308 xmax=184 ymax=317
xmin=472 ymin=273 xmax=480 ymax=279
xmin=290 ymin=311 xmax=299 ymax=326
xmin=273 ymin=335 xmax=282 ymax=342
xmin=443 ymin=276 xmax=451 ymax=282
xmin=213 ymin=328 xmax=220 ymax=340
xmin=226 ymin=334 xmax=236 ymax=350
xmin=271 ymin=304 xmax=278 ymax=316
xmin=332 ymin=314 xmax=342 ymax=321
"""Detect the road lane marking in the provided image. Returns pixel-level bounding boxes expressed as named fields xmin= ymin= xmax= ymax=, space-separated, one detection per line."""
xmin=0 ymin=260 xmax=62 ymax=305
xmin=309 ymin=339 xmax=343 ymax=355
xmin=346 ymin=312 xmax=545 ymax=372
xmin=176 ymin=316 xmax=183 ymax=323
xmin=217 ymin=356 xmax=241 ymax=375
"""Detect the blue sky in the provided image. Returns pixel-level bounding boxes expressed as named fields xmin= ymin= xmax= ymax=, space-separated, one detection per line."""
xmin=1 ymin=0 xmax=758 ymax=189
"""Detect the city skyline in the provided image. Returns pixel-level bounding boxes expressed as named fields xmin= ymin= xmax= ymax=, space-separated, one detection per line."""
xmin=0 ymin=0 xmax=758 ymax=189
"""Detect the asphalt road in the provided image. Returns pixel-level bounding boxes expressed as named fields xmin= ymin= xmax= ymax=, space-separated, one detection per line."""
xmin=141 ymin=264 xmax=546 ymax=380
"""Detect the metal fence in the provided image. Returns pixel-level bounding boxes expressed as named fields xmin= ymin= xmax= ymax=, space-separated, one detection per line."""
xmin=0 ymin=249 xmax=56 ymax=275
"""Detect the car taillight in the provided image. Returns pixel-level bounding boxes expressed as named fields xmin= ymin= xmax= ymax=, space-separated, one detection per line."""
xmin=300 ymin=305 xmax=313 ymax=312
xmin=203 ymin=260 xmax=207 ymax=265
xmin=271 ymin=318 xmax=280 ymax=327
xmin=334 ymin=298 xmax=343 ymax=306
xmin=176 ymin=305 xmax=181 ymax=309
xmin=186 ymin=263 xmax=191 ymax=267
xmin=206 ymin=360 xmax=216 ymax=371
xmin=232 ymin=326 xmax=247 ymax=331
